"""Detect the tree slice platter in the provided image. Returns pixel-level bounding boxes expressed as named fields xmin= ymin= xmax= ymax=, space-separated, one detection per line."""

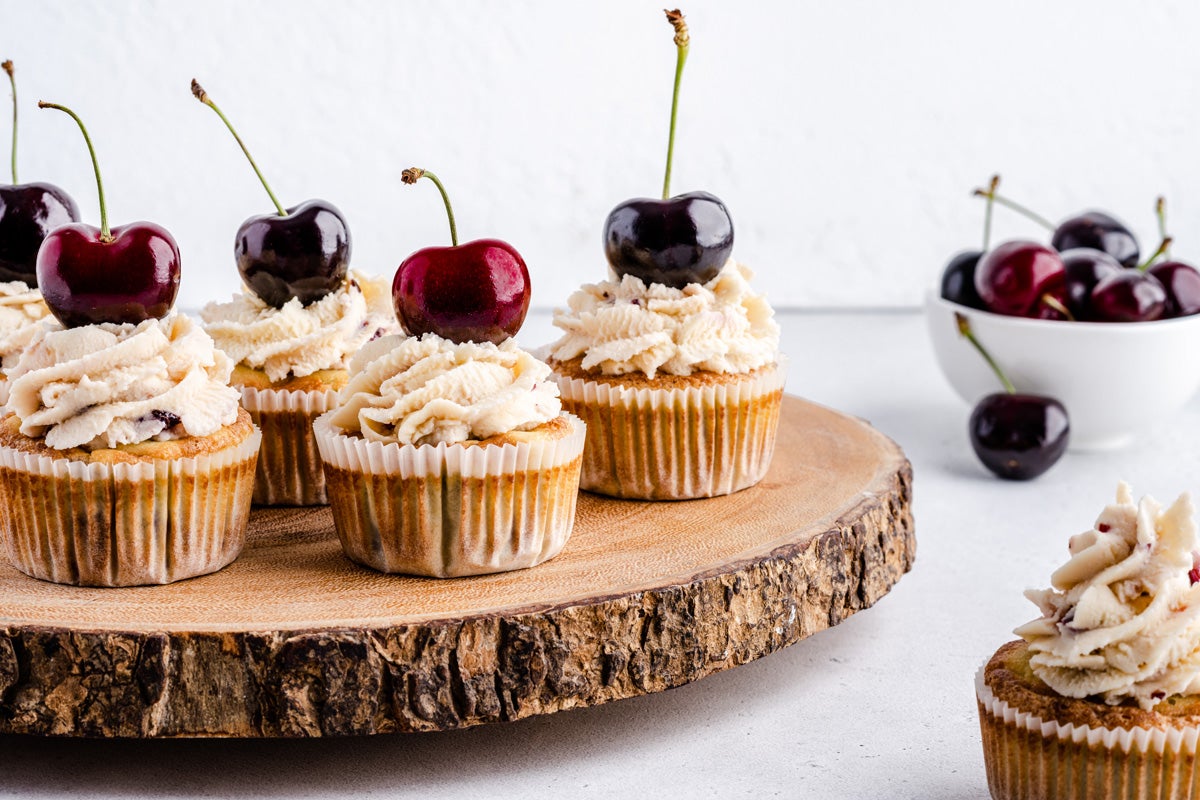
xmin=0 ymin=395 xmax=914 ymax=738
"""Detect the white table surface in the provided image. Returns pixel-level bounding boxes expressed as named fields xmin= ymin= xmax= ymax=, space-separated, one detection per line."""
xmin=5 ymin=308 xmax=1199 ymax=800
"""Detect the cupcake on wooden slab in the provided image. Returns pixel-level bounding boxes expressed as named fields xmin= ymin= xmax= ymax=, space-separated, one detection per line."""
xmin=546 ymin=9 xmax=784 ymax=500
xmin=314 ymin=168 xmax=584 ymax=578
xmin=192 ymin=79 xmax=398 ymax=506
xmin=0 ymin=100 xmax=258 ymax=587
xmin=977 ymin=482 xmax=1200 ymax=799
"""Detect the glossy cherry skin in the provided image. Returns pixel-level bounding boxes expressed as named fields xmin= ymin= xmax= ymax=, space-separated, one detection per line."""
xmin=603 ymin=190 xmax=733 ymax=289
xmin=393 ymin=238 xmax=530 ymax=345
xmin=1146 ymin=261 xmax=1200 ymax=318
xmin=236 ymin=199 xmax=350 ymax=308
xmin=940 ymin=250 xmax=985 ymax=309
xmin=969 ymin=393 xmax=1070 ymax=480
xmin=0 ymin=182 xmax=80 ymax=285
xmin=974 ymin=240 xmax=1066 ymax=317
xmin=1051 ymin=211 xmax=1139 ymax=269
xmin=1060 ymin=248 xmax=1122 ymax=320
xmin=36 ymin=221 xmax=180 ymax=328
xmin=1089 ymin=271 xmax=1166 ymax=322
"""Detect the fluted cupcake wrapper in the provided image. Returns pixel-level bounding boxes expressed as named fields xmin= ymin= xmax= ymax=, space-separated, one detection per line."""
xmin=313 ymin=413 xmax=586 ymax=578
xmin=0 ymin=428 xmax=261 ymax=587
xmin=976 ymin=665 xmax=1200 ymax=799
xmin=240 ymin=386 xmax=337 ymax=506
xmin=550 ymin=360 xmax=787 ymax=501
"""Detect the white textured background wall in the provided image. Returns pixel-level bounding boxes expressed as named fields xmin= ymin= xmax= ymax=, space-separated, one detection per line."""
xmin=4 ymin=0 xmax=1199 ymax=311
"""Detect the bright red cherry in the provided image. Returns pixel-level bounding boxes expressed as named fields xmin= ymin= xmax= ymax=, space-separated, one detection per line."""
xmin=393 ymin=168 xmax=529 ymax=345
xmin=974 ymin=240 xmax=1066 ymax=317
xmin=35 ymin=102 xmax=178 ymax=328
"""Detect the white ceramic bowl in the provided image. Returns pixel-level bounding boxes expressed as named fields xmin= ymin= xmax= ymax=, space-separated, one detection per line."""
xmin=925 ymin=291 xmax=1200 ymax=450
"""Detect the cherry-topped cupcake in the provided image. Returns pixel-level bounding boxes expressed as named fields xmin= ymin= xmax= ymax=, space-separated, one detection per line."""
xmin=0 ymin=101 xmax=258 ymax=587
xmin=547 ymin=10 xmax=784 ymax=500
xmin=192 ymin=80 xmax=397 ymax=506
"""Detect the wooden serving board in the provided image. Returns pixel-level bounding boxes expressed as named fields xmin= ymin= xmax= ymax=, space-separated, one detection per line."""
xmin=0 ymin=396 xmax=914 ymax=738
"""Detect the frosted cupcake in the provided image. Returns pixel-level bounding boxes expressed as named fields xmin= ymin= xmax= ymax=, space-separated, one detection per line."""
xmin=201 ymin=271 xmax=397 ymax=505
xmin=0 ymin=281 xmax=53 ymax=405
xmin=977 ymin=483 xmax=1200 ymax=799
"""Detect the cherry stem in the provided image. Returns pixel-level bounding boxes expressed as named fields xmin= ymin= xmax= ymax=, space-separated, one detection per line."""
xmin=661 ymin=9 xmax=689 ymax=200
xmin=1156 ymin=196 xmax=1171 ymax=260
xmin=972 ymin=187 xmax=1055 ymax=232
xmin=1137 ymin=236 xmax=1172 ymax=273
xmin=980 ymin=174 xmax=999 ymax=251
xmin=402 ymin=168 xmax=458 ymax=246
xmin=191 ymin=80 xmax=287 ymax=217
xmin=2 ymin=61 xmax=15 ymax=184
xmin=1040 ymin=293 xmax=1075 ymax=322
xmin=955 ymin=313 xmax=1016 ymax=395
xmin=37 ymin=101 xmax=109 ymax=241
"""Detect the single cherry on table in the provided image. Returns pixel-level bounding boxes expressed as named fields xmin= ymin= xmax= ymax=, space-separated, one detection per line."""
xmin=393 ymin=168 xmax=529 ymax=345
xmin=601 ymin=9 xmax=733 ymax=290
xmin=0 ymin=60 xmax=79 ymax=285
xmin=35 ymin=101 xmax=179 ymax=328
xmin=192 ymin=80 xmax=349 ymax=308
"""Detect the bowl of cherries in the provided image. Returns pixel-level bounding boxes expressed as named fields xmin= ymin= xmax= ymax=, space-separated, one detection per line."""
xmin=927 ymin=177 xmax=1200 ymax=452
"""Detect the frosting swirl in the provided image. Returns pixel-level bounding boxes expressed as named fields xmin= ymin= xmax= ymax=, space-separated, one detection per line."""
xmin=7 ymin=314 xmax=241 ymax=450
xmin=0 ymin=281 xmax=52 ymax=373
xmin=549 ymin=258 xmax=779 ymax=379
xmin=200 ymin=271 xmax=398 ymax=383
xmin=329 ymin=333 xmax=561 ymax=446
xmin=1014 ymin=482 xmax=1200 ymax=709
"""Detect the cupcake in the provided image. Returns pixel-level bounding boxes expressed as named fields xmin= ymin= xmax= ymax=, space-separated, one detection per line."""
xmin=0 ymin=281 xmax=53 ymax=405
xmin=200 ymin=271 xmax=397 ymax=505
xmin=977 ymin=482 xmax=1200 ymax=799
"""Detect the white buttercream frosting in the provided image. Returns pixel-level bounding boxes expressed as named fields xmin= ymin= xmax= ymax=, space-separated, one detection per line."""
xmin=549 ymin=258 xmax=780 ymax=379
xmin=200 ymin=271 xmax=398 ymax=383
xmin=1014 ymin=482 xmax=1200 ymax=709
xmin=6 ymin=314 xmax=241 ymax=450
xmin=329 ymin=332 xmax=562 ymax=446
xmin=0 ymin=281 xmax=52 ymax=373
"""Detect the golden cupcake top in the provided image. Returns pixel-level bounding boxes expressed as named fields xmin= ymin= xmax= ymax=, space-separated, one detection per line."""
xmin=199 ymin=270 xmax=398 ymax=383
xmin=1014 ymin=482 xmax=1200 ymax=709
xmin=0 ymin=280 xmax=51 ymax=373
xmin=329 ymin=332 xmax=562 ymax=446
xmin=549 ymin=258 xmax=779 ymax=379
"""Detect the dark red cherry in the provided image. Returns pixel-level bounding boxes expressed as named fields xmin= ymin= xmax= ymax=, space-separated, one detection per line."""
xmin=940 ymin=250 xmax=985 ymax=308
xmin=235 ymin=199 xmax=350 ymax=308
xmin=974 ymin=240 xmax=1066 ymax=317
xmin=1146 ymin=261 xmax=1200 ymax=318
xmin=603 ymin=191 xmax=734 ymax=289
xmin=1051 ymin=211 xmax=1139 ymax=269
xmin=970 ymin=393 xmax=1070 ymax=480
xmin=1089 ymin=271 xmax=1166 ymax=322
xmin=0 ymin=183 xmax=79 ymax=285
xmin=1060 ymin=248 xmax=1122 ymax=320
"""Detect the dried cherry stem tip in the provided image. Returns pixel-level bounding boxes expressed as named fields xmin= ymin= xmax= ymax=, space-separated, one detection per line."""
xmin=661 ymin=8 xmax=690 ymax=200
xmin=37 ymin=100 xmax=110 ymax=241
xmin=955 ymin=312 xmax=1016 ymax=395
xmin=403 ymin=167 xmax=458 ymax=247
xmin=3 ymin=59 xmax=15 ymax=183
xmin=1156 ymin=196 xmax=1171 ymax=259
xmin=191 ymin=79 xmax=287 ymax=217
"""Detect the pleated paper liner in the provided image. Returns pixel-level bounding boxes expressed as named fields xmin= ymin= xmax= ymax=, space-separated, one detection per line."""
xmin=0 ymin=427 xmax=261 ymax=587
xmin=314 ymin=412 xmax=585 ymax=578
xmin=976 ymin=664 xmax=1200 ymax=799
xmin=550 ymin=360 xmax=787 ymax=500
xmin=240 ymin=386 xmax=337 ymax=506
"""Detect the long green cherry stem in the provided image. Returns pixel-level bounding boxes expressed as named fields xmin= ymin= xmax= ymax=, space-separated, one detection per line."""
xmin=1137 ymin=235 xmax=1172 ymax=272
xmin=402 ymin=168 xmax=458 ymax=246
xmin=3 ymin=60 xmax=15 ymax=183
xmin=955 ymin=312 xmax=1016 ymax=395
xmin=37 ymin=101 xmax=109 ymax=241
xmin=661 ymin=9 xmax=689 ymax=200
xmin=1156 ymin=196 xmax=1171 ymax=260
xmin=191 ymin=79 xmax=286 ymax=217
xmin=980 ymin=174 xmax=1000 ymax=251
xmin=972 ymin=185 xmax=1055 ymax=232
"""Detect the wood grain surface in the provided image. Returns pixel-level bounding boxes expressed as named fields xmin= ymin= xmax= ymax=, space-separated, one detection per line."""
xmin=0 ymin=395 xmax=915 ymax=737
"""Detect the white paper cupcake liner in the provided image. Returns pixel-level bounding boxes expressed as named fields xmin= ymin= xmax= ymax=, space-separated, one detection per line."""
xmin=0 ymin=427 xmax=260 ymax=587
xmin=975 ymin=664 xmax=1200 ymax=799
xmin=313 ymin=412 xmax=585 ymax=578
xmin=549 ymin=360 xmax=787 ymax=500
xmin=240 ymin=386 xmax=337 ymax=506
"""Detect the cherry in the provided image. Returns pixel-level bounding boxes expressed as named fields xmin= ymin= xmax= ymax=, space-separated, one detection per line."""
xmin=974 ymin=240 xmax=1066 ymax=317
xmin=1052 ymin=211 xmax=1139 ymax=269
xmin=602 ymin=10 xmax=733 ymax=290
xmin=940 ymin=250 xmax=984 ymax=308
xmin=1147 ymin=261 xmax=1200 ymax=317
xmin=956 ymin=313 xmax=1069 ymax=480
xmin=0 ymin=60 xmax=79 ymax=285
xmin=1089 ymin=271 xmax=1166 ymax=322
xmin=35 ymin=102 xmax=179 ymax=327
xmin=192 ymin=80 xmax=349 ymax=308
xmin=393 ymin=168 xmax=529 ymax=345
xmin=1060 ymin=248 xmax=1122 ymax=320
